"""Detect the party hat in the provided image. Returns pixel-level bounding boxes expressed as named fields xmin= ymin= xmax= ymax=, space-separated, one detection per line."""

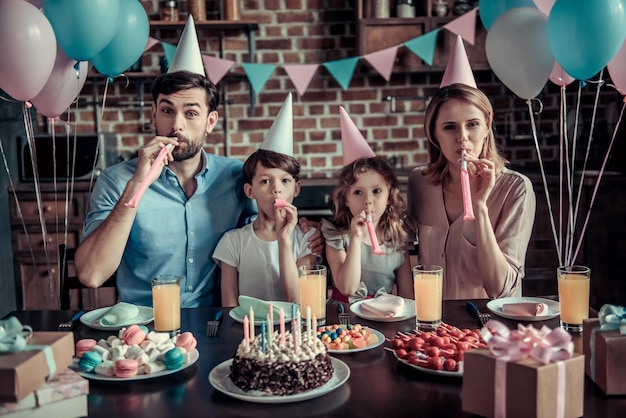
xmin=168 ymin=15 xmax=206 ymax=76
xmin=339 ymin=106 xmax=375 ymax=166
xmin=259 ymin=93 xmax=293 ymax=156
xmin=440 ymin=35 xmax=476 ymax=88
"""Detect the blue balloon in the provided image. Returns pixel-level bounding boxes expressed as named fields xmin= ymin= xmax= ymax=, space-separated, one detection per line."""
xmin=479 ymin=0 xmax=537 ymax=30
xmin=92 ymin=0 xmax=150 ymax=77
xmin=547 ymin=0 xmax=626 ymax=80
xmin=44 ymin=0 xmax=121 ymax=62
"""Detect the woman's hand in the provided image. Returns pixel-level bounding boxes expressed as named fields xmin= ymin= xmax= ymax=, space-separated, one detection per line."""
xmin=465 ymin=157 xmax=496 ymax=206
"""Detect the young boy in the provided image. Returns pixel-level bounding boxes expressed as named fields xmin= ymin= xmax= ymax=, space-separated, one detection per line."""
xmin=213 ymin=94 xmax=317 ymax=306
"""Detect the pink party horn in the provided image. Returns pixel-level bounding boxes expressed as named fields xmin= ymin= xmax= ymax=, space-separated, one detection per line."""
xmin=366 ymin=213 xmax=384 ymax=255
xmin=125 ymin=144 xmax=173 ymax=208
xmin=461 ymin=150 xmax=475 ymax=221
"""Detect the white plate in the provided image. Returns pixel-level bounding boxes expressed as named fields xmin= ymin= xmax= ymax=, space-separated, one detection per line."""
xmin=486 ymin=297 xmax=560 ymax=321
xmin=392 ymin=350 xmax=463 ymax=378
xmin=209 ymin=357 xmax=350 ymax=403
xmin=326 ymin=327 xmax=385 ymax=354
xmin=75 ymin=349 xmax=199 ymax=381
xmin=350 ymin=298 xmax=416 ymax=322
xmin=80 ymin=305 xmax=154 ymax=331
xmin=229 ymin=301 xmax=295 ymax=326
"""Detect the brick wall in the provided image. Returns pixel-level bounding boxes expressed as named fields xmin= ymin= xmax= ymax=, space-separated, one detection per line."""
xmin=40 ymin=0 xmax=624 ymax=176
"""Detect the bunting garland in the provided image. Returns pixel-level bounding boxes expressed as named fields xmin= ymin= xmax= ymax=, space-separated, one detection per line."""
xmin=143 ymin=8 xmax=479 ymax=95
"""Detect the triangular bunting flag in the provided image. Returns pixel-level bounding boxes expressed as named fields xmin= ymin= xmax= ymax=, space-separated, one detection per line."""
xmin=283 ymin=64 xmax=319 ymax=96
xmin=161 ymin=42 xmax=177 ymax=72
xmin=144 ymin=37 xmax=160 ymax=53
xmin=323 ymin=57 xmax=360 ymax=91
xmin=242 ymin=63 xmax=276 ymax=95
xmin=443 ymin=8 xmax=477 ymax=46
xmin=403 ymin=29 xmax=439 ymax=66
xmin=202 ymin=55 xmax=235 ymax=84
xmin=364 ymin=46 xmax=398 ymax=81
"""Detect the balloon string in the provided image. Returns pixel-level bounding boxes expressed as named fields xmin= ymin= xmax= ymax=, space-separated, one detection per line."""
xmin=571 ymin=98 xmax=625 ymax=264
xmin=558 ymin=86 xmax=565 ymax=264
xmin=527 ymin=98 xmax=562 ymax=267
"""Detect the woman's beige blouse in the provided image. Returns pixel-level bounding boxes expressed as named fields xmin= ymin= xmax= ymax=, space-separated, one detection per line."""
xmin=407 ymin=166 xmax=536 ymax=300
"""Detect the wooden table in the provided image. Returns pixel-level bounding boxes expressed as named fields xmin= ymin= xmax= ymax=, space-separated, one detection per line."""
xmin=8 ymin=300 xmax=626 ymax=417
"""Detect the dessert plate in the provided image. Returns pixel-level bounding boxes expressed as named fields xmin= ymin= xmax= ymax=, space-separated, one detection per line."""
xmin=209 ymin=357 xmax=350 ymax=403
xmin=350 ymin=298 xmax=416 ymax=322
xmin=486 ymin=297 xmax=560 ymax=321
xmin=326 ymin=327 xmax=385 ymax=354
xmin=392 ymin=350 xmax=463 ymax=378
xmin=74 ymin=349 xmax=199 ymax=382
xmin=80 ymin=306 xmax=154 ymax=331
xmin=229 ymin=301 xmax=294 ymax=326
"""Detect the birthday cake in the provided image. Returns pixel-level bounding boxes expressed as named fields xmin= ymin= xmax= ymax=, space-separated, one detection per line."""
xmin=229 ymin=329 xmax=334 ymax=395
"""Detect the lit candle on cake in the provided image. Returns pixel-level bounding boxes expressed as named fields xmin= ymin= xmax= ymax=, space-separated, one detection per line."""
xmin=243 ymin=315 xmax=249 ymax=344
xmin=249 ymin=307 xmax=255 ymax=341
xmin=279 ymin=307 xmax=285 ymax=345
xmin=266 ymin=313 xmax=272 ymax=349
xmin=292 ymin=317 xmax=298 ymax=355
xmin=306 ymin=306 xmax=311 ymax=338
xmin=268 ymin=302 xmax=273 ymax=327
xmin=261 ymin=321 xmax=266 ymax=354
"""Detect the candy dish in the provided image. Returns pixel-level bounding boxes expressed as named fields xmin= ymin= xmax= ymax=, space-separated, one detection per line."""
xmin=73 ymin=349 xmax=199 ymax=382
xmin=209 ymin=357 xmax=350 ymax=403
xmin=350 ymin=298 xmax=416 ymax=322
xmin=229 ymin=301 xmax=294 ymax=326
xmin=80 ymin=305 xmax=154 ymax=331
xmin=486 ymin=297 xmax=560 ymax=321
xmin=392 ymin=350 xmax=463 ymax=378
xmin=324 ymin=327 xmax=386 ymax=354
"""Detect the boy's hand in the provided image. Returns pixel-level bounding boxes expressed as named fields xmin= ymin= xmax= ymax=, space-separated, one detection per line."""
xmin=299 ymin=217 xmax=325 ymax=256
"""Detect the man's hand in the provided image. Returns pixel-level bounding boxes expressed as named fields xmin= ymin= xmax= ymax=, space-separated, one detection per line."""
xmin=299 ymin=217 xmax=325 ymax=256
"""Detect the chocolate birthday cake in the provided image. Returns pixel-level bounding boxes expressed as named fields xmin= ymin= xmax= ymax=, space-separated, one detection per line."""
xmin=230 ymin=330 xmax=334 ymax=395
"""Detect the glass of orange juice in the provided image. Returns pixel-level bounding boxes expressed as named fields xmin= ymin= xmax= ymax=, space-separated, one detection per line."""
xmin=151 ymin=275 xmax=181 ymax=336
xmin=413 ymin=265 xmax=443 ymax=331
xmin=557 ymin=265 xmax=590 ymax=333
xmin=298 ymin=265 xmax=327 ymax=326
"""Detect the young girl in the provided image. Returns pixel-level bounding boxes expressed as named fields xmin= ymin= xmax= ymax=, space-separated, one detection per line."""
xmin=321 ymin=108 xmax=413 ymax=302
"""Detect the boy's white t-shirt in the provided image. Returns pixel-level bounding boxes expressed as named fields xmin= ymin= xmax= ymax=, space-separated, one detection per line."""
xmin=212 ymin=223 xmax=315 ymax=301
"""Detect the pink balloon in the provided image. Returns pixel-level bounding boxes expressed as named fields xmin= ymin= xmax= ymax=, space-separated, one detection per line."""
xmin=31 ymin=46 xmax=88 ymax=118
xmin=0 ymin=0 xmax=56 ymax=101
xmin=608 ymin=39 xmax=626 ymax=95
xmin=24 ymin=0 xmax=44 ymax=8
xmin=549 ymin=62 xmax=575 ymax=87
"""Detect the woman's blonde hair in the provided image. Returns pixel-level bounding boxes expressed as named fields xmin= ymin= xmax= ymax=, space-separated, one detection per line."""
xmin=329 ymin=157 xmax=409 ymax=251
xmin=423 ymin=83 xmax=508 ymax=185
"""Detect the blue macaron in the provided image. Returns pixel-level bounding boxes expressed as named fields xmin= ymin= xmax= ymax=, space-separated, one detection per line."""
xmin=78 ymin=350 xmax=103 ymax=373
xmin=163 ymin=347 xmax=184 ymax=370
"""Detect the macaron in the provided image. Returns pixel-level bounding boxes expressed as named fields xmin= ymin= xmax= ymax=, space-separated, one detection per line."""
xmin=274 ymin=198 xmax=286 ymax=209
xmin=175 ymin=332 xmax=197 ymax=352
xmin=163 ymin=347 xmax=185 ymax=370
xmin=114 ymin=358 xmax=139 ymax=378
xmin=78 ymin=350 xmax=103 ymax=373
xmin=75 ymin=338 xmax=97 ymax=358
xmin=122 ymin=324 xmax=147 ymax=346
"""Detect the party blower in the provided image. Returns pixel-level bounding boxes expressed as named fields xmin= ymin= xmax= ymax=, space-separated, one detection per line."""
xmin=461 ymin=150 xmax=475 ymax=221
xmin=366 ymin=214 xmax=385 ymax=255
xmin=125 ymin=144 xmax=173 ymax=208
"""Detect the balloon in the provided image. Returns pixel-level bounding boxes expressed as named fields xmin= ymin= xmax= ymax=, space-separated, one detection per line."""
xmin=485 ymin=7 xmax=554 ymax=99
xmin=0 ymin=0 xmax=56 ymax=101
xmin=548 ymin=0 xmax=626 ymax=81
xmin=479 ymin=0 xmax=537 ymax=30
xmin=30 ymin=46 xmax=88 ymax=118
xmin=44 ymin=0 xmax=121 ymax=61
xmin=92 ymin=0 xmax=150 ymax=77
xmin=608 ymin=39 xmax=626 ymax=94
xmin=549 ymin=62 xmax=575 ymax=87
xmin=25 ymin=0 xmax=44 ymax=8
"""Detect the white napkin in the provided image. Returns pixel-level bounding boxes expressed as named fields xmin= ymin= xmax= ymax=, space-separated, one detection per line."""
xmin=359 ymin=294 xmax=405 ymax=318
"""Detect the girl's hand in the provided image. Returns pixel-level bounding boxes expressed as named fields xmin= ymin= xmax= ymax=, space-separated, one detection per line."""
xmin=465 ymin=157 xmax=496 ymax=206
xmin=275 ymin=201 xmax=298 ymax=240
xmin=350 ymin=210 xmax=368 ymax=240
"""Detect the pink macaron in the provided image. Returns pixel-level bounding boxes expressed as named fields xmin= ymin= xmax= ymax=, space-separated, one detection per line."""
xmin=75 ymin=338 xmax=97 ymax=358
xmin=122 ymin=324 xmax=147 ymax=346
xmin=175 ymin=332 xmax=197 ymax=351
xmin=114 ymin=358 xmax=139 ymax=378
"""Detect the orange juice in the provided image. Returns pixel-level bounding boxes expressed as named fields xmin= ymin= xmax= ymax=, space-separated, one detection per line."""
xmin=298 ymin=266 xmax=326 ymax=325
xmin=152 ymin=276 xmax=181 ymax=334
xmin=413 ymin=265 xmax=443 ymax=330
xmin=558 ymin=270 xmax=590 ymax=326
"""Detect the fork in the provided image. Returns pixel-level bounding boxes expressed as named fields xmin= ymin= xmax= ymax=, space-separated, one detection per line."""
xmin=58 ymin=311 xmax=85 ymax=331
xmin=206 ymin=310 xmax=223 ymax=337
xmin=337 ymin=303 xmax=350 ymax=326
xmin=466 ymin=301 xmax=491 ymax=327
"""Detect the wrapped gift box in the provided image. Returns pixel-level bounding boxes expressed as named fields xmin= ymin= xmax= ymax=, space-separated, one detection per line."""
xmin=0 ymin=332 xmax=75 ymax=403
xmin=462 ymin=348 xmax=584 ymax=418
xmin=583 ymin=318 xmax=626 ymax=395
xmin=0 ymin=368 xmax=88 ymax=416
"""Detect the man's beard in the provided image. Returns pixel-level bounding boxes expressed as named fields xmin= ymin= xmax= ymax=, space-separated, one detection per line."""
xmin=158 ymin=132 xmax=204 ymax=161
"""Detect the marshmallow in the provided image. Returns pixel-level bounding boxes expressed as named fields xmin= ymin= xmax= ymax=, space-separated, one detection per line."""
xmin=144 ymin=361 xmax=167 ymax=374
